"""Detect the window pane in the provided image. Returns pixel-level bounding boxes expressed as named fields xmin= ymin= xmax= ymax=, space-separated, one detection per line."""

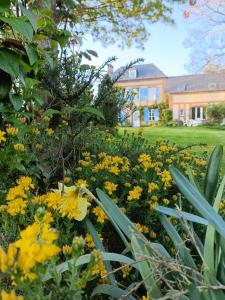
xmin=140 ymin=88 xmax=148 ymax=101
xmin=197 ymin=107 xmax=201 ymax=118
xmin=192 ymin=107 xmax=195 ymax=119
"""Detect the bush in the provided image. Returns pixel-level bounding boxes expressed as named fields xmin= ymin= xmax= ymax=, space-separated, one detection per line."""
xmin=207 ymin=103 xmax=225 ymax=124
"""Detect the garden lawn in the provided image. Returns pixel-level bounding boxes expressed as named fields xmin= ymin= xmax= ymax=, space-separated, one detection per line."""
xmin=119 ymin=126 xmax=225 ymax=170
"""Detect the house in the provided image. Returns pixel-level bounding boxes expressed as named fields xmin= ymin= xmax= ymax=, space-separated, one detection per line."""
xmin=112 ymin=63 xmax=225 ymax=126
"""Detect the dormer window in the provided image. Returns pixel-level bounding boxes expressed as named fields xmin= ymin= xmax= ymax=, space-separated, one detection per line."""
xmin=177 ymin=84 xmax=187 ymax=92
xmin=129 ymin=68 xmax=137 ymax=79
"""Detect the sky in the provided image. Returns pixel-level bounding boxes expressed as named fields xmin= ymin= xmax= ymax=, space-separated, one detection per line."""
xmin=79 ymin=3 xmax=197 ymax=76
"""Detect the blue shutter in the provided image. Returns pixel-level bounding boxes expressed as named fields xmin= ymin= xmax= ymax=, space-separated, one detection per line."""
xmin=154 ymin=108 xmax=159 ymax=121
xmin=144 ymin=107 xmax=149 ymax=123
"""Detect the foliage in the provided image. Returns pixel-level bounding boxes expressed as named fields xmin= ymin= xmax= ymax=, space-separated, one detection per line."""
xmin=46 ymin=0 xmax=186 ymax=49
xmin=207 ymin=103 xmax=225 ymax=124
xmin=72 ymin=130 xmax=207 ymax=246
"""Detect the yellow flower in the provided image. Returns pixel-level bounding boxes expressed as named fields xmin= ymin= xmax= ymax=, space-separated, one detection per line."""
xmin=92 ymin=261 xmax=107 ymax=277
xmin=1 ymin=290 xmax=24 ymax=300
xmin=14 ymin=144 xmax=25 ymax=151
xmin=15 ymin=221 xmax=60 ymax=275
xmin=127 ymin=186 xmax=142 ymax=201
xmin=139 ymin=295 xmax=149 ymax=300
xmin=85 ymin=233 xmax=103 ymax=249
xmin=44 ymin=192 xmax=62 ymax=210
xmin=62 ymin=245 xmax=72 ymax=255
xmin=56 ymin=183 xmax=89 ymax=221
xmin=135 ymin=223 xmax=149 ymax=234
xmin=64 ymin=177 xmax=71 ymax=184
xmin=121 ymin=264 xmax=132 ymax=278
xmin=148 ymin=182 xmax=159 ymax=193
xmin=104 ymin=181 xmax=118 ymax=195
xmin=75 ymin=179 xmax=88 ymax=187
xmin=0 ymin=243 xmax=17 ymax=272
xmin=6 ymin=198 xmax=27 ymax=216
xmin=93 ymin=206 xmax=108 ymax=223
xmin=42 ymin=116 xmax=51 ymax=122
xmin=6 ymin=127 xmax=18 ymax=135
xmin=161 ymin=170 xmax=172 ymax=189
xmin=45 ymin=128 xmax=54 ymax=136
xmin=0 ymin=130 xmax=6 ymax=142
xmin=108 ymin=165 xmax=120 ymax=175
xmin=172 ymin=194 xmax=178 ymax=201
xmin=16 ymin=176 xmax=35 ymax=191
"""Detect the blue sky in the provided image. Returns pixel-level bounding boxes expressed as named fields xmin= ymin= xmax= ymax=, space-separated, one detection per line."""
xmin=80 ymin=3 xmax=197 ymax=76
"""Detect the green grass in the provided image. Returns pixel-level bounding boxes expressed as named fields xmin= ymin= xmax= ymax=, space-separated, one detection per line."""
xmin=119 ymin=126 xmax=225 ymax=170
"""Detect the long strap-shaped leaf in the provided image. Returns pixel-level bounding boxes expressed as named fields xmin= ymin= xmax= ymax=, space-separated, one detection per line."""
xmin=170 ymin=166 xmax=225 ymax=239
xmin=91 ymin=284 xmax=137 ymax=300
xmin=159 ymin=214 xmax=197 ymax=270
xmin=131 ymin=233 xmax=162 ymax=298
xmin=155 ymin=205 xmax=208 ymax=226
xmin=204 ymin=175 xmax=225 ymax=280
xmin=85 ymin=218 xmax=117 ymax=286
xmin=96 ymin=188 xmax=170 ymax=258
xmin=204 ymin=145 xmax=223 ymax=204
xmin=43 ymin=252 xmax=138 ymax=282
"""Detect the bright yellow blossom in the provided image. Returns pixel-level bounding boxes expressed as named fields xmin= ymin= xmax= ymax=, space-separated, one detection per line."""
xmin=127 ymin=186 xmax=142 ymax=201
xmin=0 ymin=130 xmax=6 ymax=142
xmin=6 ymin=127 xmax=18 ymax=135
xmin=1 ymin=290 xmax=24 ymax=300
xmin=56 ymin=183 xmax=89 ymax=221
xmin=45 ymin=128 xmax=54 ymax=136
xmin=148 ymin=182 xmax=159 ymax=193
xmin=62 ymin=245 xmax=72 ymax=255
xmin=15 ymin=221 xmax=60 ymax=276
xmin=93 ymin=206 xmax=108 ymax=223
xmin=104 ymin=181 xmax=118 ymax=195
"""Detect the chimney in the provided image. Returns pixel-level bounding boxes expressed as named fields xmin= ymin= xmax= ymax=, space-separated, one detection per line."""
xmin=107 ymin=64 xmax=114 ymax=77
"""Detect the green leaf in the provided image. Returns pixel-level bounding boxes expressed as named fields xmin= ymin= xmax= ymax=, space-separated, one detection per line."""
xmin=131 ymin=233 xmax=162 ymax=298
xmin=187 ymin=165 xmax=201 ymax=192
xmin=85 ymin=218 xmax=116 ymax=286
xmin=204 ymin=145 xmax=223 ymax=203
xmin=43 ymin=252 xmax=138 ymax=282
xmin=0 ymin=48 xmax=20 ymax=77
xmin=9 ymin=93 xmax=24 ymax=111
xmin=24 ymin=77 xmax=40 ymax=89
xmin=91 ymin=284 xmax=136 ymax=300
xmin=155 ymin=205 xmax=208 ymax=226
xmin=159 ymin=214 xmax=197 ymax=269
xmin=41 ymin=109 xmax=60 ymax=117
xmin=96 ymin=188 xmax=170 ymax=258
xmin=170 ymin=166 xmax=225 ymax=239
xmin=64 ymin=106 xmax=104 ymax=119
xmin=0 ymin=0 xmax=10 ymax=13
xmin=204 ymin=175 xmax=225 ymax=280
xmin=86 ymin=49 xmax=98 ymax=57
xmin=19 ymin=4 xmax=38 ymax=32
xmin=24 ymin=44 xmax=38 ymax=65
xmin=0 ymin=17 xmax=33 ymax=42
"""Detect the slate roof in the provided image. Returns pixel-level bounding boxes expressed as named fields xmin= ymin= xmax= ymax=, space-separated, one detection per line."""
xmin=115 ymin=63 xmax=166 ymax=81
xmin=165 ymin=72 xmax=225 ymax=93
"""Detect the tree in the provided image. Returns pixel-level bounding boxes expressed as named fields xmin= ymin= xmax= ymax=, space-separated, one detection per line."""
xmin=32 ymin=0 xmax=186 ymax=49
xmin=184 ymin=0 xmax=225 ymax=73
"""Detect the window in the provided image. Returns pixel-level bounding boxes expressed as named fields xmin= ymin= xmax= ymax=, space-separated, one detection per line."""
xmin=149 ymin=108 xmax=159 ymax=121
xmin=140 ymin=88 xmax=148 ymax=101
xmin=180 ymin=109 xmax=184 ymax=117
xmin=191 ymin=107 xmax=206 ymax=120
xmin=208 ymin=83 xmax=217 ymax=89
xmin=129 ymin=68 xmax=136 ymax=79
xmin=149 ymin=109 xmax=155 ymax=121
xmin=149 ymin=87 xmax=160 ymax=101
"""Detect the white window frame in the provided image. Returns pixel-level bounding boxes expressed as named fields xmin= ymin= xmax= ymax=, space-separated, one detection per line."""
xmin=129 ymin=69 xmax=136 ymax=79
xmin=149 ymin=109 xmax=155 ymax=121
